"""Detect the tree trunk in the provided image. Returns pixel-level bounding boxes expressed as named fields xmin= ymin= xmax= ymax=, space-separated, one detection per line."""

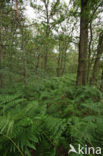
xmin=76 ymin=0 xmax=89 ymax=85
xmin=0 ymin=46 xmax=4 ymax=88
xmin=16 ymin=0 xmax=19 ymax=17
xmin=0 ymin=2 xmax=4 ymax=88
xmin=44 ymin=52 xmax=48 ymax=74
xmin=61 ymin=43 xmax=67 ymax=76
xmin=36 ymin=54 xmax=41 ymax=72
xmin=100 ymin=68 xmax=103 ymax=92
xmin=22 ymin=31 xmax=27 ymax=87
xmin=57 ymin=40 xmax=61 ymax=77
xmin=43 ymin=0 xmax=49 ymax=74
xmin=91 ymin=31 xmax=103 ymax=84
xmin=87 ymin=22 xmax=92 ymax=83
xmin=21 ymin=26 xmax=28 ymax=87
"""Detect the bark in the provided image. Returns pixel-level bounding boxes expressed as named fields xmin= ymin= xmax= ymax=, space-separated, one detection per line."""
xmin=60 ymin=50 xmax=64 ymax=76
xmin=91 ymin=31 xmax=103 ymax=84
xmin=57 ymin=44 xmax=64 ymax=77
xmin=0 ymin=2 xmax=4 ymax=88
xmin=76 ymin=0 xmax=89 ymax=85
xmin=0 ymin=46 xmax=4 ymax=88
xmin=100 ymin=68 xmax=103 ymax=92
xmin=61 ymin=43 xmax=68 ymax=75
xmin=22 ymin=29 xmax=28 ymax=87
xmin=16 ymin=2 xmax=27 ymax=87
xmin=36 ymin=54 xmax=41 ymax=72
xmin=57 ymin=38 xmax=67 ymax=77
xmin=16 ymin=0 xmax=19 ymax=17
xmin=57 ymin=40 xmax=61 ymax=77
xmin=43 ymin=0 xmax=50 ymax=74
xmin=44 ymin=51 xmax=48 ymax=74
xmin=87 ymin=22 xmax=92 ymax=83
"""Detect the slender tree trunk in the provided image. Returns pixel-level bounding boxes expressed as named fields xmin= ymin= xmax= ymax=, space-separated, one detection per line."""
xmin=57 ymin=40 xmax=61 ymax=77
xmin=16 ymin=1 xmax=28 ymax=87
xmin=76 ymin=0 xmax=89 ymax=85
xmin=36 ymin=54 xmax=41 ymax=72
xmin=0 ymin=2 xmax=4 ymax=88
xmin=87 ymin=22 xmax=92 ymax=83
xmin=91 ymin=31 xmax=103 ymax=84
xmin=22 ymin=29 xmax=28 ymax=87
xmin=16 ymin=0 xmax=19 ymax=17
xmin=61 ymin=43 xmax=67 ymax=75
xmin=0 ymin=46 xmax=4 ymax=88
xmin=44 ymin=51 xmax=48 ymax=74
xmin=43 ymin=0 xmax=49 ymax=74
xmin=100 ymin=68 xmax=103 ymax=92
xmin=60 ymin=49 xmax=64 ymax=76
xmin=57 ymin=38 xmax=67 ymax=77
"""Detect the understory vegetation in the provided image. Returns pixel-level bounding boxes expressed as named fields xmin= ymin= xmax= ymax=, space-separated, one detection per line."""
xmin=0 ymin=0 xmax=103 ymax=155
xmin=0 ymin=75 xmax=103 ymax=156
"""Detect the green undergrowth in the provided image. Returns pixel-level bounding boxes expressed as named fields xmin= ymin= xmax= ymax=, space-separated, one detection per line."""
xmin=0 ymin=75 xmax=103 ymax=156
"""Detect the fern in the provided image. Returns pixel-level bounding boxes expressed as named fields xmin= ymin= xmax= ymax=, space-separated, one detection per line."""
xmin=0 ymin=77 xmax=103 ymax=156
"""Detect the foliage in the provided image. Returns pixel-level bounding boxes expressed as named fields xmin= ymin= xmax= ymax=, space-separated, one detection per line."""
xmin=0 ymin=0 xmax=103 ymax=155
xmin=0 ymin=76 xmax=103 ymax=155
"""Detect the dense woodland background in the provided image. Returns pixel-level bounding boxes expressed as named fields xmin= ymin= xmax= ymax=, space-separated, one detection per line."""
xmin=0 ymin=0 xmax=103 ymax=156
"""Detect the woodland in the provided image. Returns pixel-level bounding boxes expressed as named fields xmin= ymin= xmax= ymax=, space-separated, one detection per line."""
xmin=0 ymin=0 xmax=103 ymax=156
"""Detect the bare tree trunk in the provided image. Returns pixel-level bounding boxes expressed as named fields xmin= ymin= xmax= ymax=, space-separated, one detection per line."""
xmin=60 ymin=49 xmax=64 ymax=76
xmin=36 ymin=54 xmax=41 ymax=72
xmin=0 ymin=46 xmax=4 ymax=88
xmin=91 ymin=31 xmax=103 ymax=84
xmin=76 ymin=0 xmax=89 ymax=85
xmin=16 ymin=1 xmax=27 ymax=87
xmin=43 ymin=0 xmax=50 ymax=74
xmin=57 ymin=55 xmax=61 ymax=77
xmin=100 ymin=68 xmax=103 ymax=92
xmin=57 ymin=38 xmax=67 ymax=77
xmin=57 ymin=40 xmax=61 ymax=77
xmin=44 ymin=51 xmax=48 ymax=74
xmin=61 ymin=43 xmax=68 ymax=76
xmin=0 ymin=2 xmax=4 ymax=88
xmin=21 ymin=29 xmax=28 ymax=87
xmin=87 ymin=22 xmax=92 ymax=83
xmin=16 ymin=0 xmax=19 ymax=17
